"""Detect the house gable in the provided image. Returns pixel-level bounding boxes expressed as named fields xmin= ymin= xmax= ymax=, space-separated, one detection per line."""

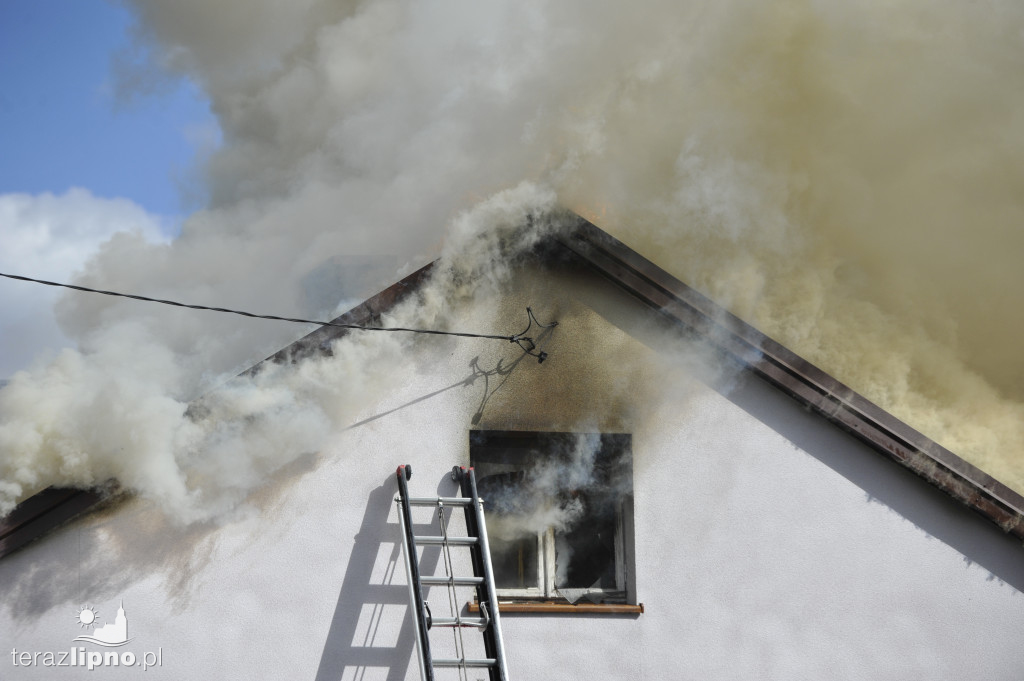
xmin=2 ymin=215 xmax=1024 ymax=678
xmin=3 ymin=214 xmax=1022 ymax=556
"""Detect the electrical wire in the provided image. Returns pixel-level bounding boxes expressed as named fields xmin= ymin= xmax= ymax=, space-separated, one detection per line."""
xmin=0 ymin=271 xmax=557 ymax=360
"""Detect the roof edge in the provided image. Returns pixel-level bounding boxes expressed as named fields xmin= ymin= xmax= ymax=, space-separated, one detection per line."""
xmin=556 ymin=215 xmax=1024 ymax=540
xmin=5 ymin=212 xmax=1022 ymax=557
xmin=245 ymin=260 xmax=437 ymax=374
xmin=0 ymin=262 xmax=436 ymax=560
xmin=0 ymin=486 xmax=110 ymax=560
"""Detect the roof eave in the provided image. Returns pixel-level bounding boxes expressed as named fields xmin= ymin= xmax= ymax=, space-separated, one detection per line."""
xmin=4 ymin=213 xmax=1022 ymax=559
xmin=556 ymin=215 xmax=1024 ymax=540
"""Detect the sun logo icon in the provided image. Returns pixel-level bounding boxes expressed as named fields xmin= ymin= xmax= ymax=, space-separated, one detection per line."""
xmin=76 ymin=606 xmax=100 ymax=629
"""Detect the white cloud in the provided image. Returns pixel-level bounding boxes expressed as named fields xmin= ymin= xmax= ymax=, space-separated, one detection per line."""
xmin=0 ymin=188 xmax=169 ymax=377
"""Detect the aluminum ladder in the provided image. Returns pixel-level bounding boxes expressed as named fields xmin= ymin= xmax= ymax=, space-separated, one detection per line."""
xmin=395 ymin=464 xmax=510 ymax=681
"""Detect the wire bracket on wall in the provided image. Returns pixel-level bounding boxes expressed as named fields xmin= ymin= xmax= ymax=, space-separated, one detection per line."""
xmin=509 ymin=307 xmax=558 ymax=363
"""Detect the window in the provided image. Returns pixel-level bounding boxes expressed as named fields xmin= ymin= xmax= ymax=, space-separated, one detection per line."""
xmin=469 ymin=430 xmax=635 ymax=605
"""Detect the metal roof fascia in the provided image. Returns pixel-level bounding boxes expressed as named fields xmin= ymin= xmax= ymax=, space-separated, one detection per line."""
xmin=555 ymin=216 xmax=1024 ymax=540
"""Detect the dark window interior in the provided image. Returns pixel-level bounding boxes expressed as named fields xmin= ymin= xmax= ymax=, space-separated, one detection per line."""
xmin=470 ymin=430 xmax=633 ymax=602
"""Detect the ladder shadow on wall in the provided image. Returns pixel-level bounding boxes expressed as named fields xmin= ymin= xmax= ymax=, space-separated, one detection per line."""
xmin=314 ymin=474 xmax=456 ymax=681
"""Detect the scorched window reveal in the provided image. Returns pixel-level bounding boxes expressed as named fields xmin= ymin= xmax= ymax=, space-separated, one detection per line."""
xmin=469 ymin=430 xmax=635 ymax=605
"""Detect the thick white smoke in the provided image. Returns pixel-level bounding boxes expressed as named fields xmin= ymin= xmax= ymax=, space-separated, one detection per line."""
xmin=0 ymin=189 xmax=170 ymax=377
xmin=2 ymin=0 xmax=1024 ymax=517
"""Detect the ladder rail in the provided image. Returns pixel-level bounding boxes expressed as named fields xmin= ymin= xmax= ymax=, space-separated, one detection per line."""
xmin=458 ymin=466 xmax=510 ymax=681
xmin=395 ymin=465 xmax=435 ymax=681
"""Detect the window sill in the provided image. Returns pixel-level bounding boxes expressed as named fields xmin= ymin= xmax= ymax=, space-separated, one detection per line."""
xmin=468 ymin=601 xmax=643 ymax=615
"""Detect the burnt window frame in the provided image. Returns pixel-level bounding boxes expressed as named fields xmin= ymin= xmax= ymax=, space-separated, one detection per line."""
xmin=469 ymin=429 xmax=637 ymax=606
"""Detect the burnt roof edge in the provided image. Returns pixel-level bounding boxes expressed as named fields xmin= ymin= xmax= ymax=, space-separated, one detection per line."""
xmin=243 ymin=261 xmax=436 ymax=374
xmin=0 ymin=262 xmax=435 ymax=560
xmin=0 ymin=486 xmax=112 ymax=560
xmin=555 ymin=215 xmax=1024 ymax=541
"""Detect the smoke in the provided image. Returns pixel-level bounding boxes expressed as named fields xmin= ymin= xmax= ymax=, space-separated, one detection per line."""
xmin=0 ymin=185 xmax=562 ymax=520
xmin=479 ymin=433 xmax=603 ymax=538
xmin=0 ymin=189 xmax=170 ymax=377
xmin=474 ymin=431 xmax=632 ymax=593
xmin=3 ymin=0 xmax=1024 ymax=517
xmin=560 ymin=1 xmax=1024 ymax=489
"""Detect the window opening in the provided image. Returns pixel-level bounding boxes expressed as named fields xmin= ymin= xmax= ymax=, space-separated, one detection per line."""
xmin=469 ymin=431 xmax=634 ymax=605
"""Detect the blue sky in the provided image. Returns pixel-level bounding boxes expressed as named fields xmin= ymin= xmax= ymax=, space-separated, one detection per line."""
xmin=0 ymin=0 xmax=216 ymax=219
xmin=0 ymin=0 xmax=217 ymax=376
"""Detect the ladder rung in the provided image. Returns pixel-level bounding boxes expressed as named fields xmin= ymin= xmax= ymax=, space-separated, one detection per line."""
xmin=420 ymin=576 xmax=484 ymax=586
xmin=432 ymin=658 xmax=496 ymax=668
xmin=414 ymin=536 xmax=477 ymax=546
xmin=407 ymin=496 xmax=476 ymax=506
xmin=429 ymin=617 xmax=489 ymax=628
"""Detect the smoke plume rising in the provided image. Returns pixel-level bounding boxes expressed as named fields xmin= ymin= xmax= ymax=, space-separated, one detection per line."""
xmin=2 ymin=0 xmax=1023 ymax=517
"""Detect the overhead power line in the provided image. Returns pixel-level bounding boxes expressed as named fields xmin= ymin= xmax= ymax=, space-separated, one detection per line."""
xmin=0 ymin=271 xmax=557 ymax=362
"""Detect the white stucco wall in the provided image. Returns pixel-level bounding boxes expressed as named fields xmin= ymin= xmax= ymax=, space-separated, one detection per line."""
xmin=2 ymin=266 xmax=1023 ymax=680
